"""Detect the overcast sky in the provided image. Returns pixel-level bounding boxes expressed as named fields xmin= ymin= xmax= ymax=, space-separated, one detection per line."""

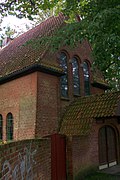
xmin=0 ymin=0 xmax=33 ymax=35
xmin=0 ymin=15 xmax=34 ymax=38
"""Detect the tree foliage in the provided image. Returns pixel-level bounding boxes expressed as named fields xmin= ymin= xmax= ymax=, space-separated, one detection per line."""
xmin=0 ymin=0 xmax=120 ymax=90
xmin=0 ymin=0 xmax=60 ymax=19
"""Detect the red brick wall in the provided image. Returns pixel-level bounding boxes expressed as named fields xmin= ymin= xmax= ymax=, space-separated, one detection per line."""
xmin=70 ymin=117 xmax=120 ymax=177
xmin=59 ymin=41 xmax=104 ymax=113
xmin=0 ymin=73 xmax=37 ymax=140
xmin=71 ymin=134 xmax=98 ymax=178
xmin=0 ymin=40 xmax=105 ymax=140
xmin=91 ymin=87 xmax=104 ymax=95
xmin=36 ymin=72 xmax=60 ymax=137
xmin=66 ymin=137 xmax=73 ymax=180
xmin=0 ymin=138 xmax=51 ymax=180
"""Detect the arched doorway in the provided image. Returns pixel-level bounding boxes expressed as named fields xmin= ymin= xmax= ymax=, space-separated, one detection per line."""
xmin=99 ymin=126 xmax=117 ymax=170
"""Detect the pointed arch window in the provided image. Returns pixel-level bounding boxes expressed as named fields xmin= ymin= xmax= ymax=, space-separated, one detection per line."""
xmin=6 ymin=113 xmax=13 ymax=140
xmin=59 ymin=52 xmax=68 ymax=97
xmin=83 ymin=61 xmax=90 ymax=95
xmin=0 ymin=114 xmax=3 ymax=140
xmin=72 ymin=57 xmax=80 ymax=95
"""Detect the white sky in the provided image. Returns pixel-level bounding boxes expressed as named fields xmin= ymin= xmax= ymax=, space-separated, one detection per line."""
xmin=1 ymin=15 xmax=32 ymax=28
xmin=0 ymin=15 xmax=34 ymax=38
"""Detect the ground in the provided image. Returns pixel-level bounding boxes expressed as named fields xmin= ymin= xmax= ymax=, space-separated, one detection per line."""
xmin=75 ymin=165 xmax=120 ymax=180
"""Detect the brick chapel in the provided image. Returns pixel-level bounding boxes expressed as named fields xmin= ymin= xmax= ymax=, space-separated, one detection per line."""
xmin=0 ymin=13 xmax=120 ymax=177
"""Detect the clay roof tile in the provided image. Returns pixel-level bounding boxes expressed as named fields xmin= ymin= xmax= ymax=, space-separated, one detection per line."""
xmin=0 ymin=13 xmax=66 ymax=78
xmin=60 ymin=91 xmax=120 ymax=136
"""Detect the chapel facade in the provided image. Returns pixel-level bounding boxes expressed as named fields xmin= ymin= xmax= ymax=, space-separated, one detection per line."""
xmin=0 ymin=13 xmax=120 ymax=178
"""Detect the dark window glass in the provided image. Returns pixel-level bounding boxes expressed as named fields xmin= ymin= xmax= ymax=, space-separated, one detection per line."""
xmin=59 ymin=52 xmax=68 ymax=97
xmin=83 ymin=61 xmax=90 ymax=95
xmin=72 ymin=57 xmax=80 ymax=95
xmin=0 ymin=115 xmax=3 ymax=140
xmin=6 ymin=113 xmax=13 ymax=140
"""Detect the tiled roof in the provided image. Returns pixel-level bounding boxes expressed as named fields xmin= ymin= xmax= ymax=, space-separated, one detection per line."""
xmin=0 ymin=13 xmax=66 ymax=78
xmin=60 ymin=91 xmax=120 ymax=136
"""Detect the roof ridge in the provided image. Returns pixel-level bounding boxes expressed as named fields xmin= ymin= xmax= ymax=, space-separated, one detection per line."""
xmin=70 ymin=91 xmax=120 ymax=106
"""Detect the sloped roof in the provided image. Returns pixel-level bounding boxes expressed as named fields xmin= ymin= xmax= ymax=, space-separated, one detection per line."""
xmin=60 ymin=91 xmax=120 ymax=136
xmin=92 ymin=69 xmax=110 ymax=89
xmin=0 ymin=13 xmax=66 ymax=79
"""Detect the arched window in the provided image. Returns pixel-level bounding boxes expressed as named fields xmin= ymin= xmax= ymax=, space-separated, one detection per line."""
xmin=59 ymin=52 xmax=68 ymax=97
xmin=6 ymin=113 xmax=13 ymax=140
xmin=0 ymin=114 xmax=3 ymax=140
xmin=72 ymin=57 xmax=80 ymax=95
xmin=83 ymin=61 xmax=90 ymax=95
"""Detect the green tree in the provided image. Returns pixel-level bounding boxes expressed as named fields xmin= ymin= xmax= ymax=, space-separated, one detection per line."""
xmin=0 ymin=0 xmax=120 ymax=90
xmin=4 ymin=26 xmax=15 ymax=38
xmin=0 ymin=25 xmax=15 ymax=48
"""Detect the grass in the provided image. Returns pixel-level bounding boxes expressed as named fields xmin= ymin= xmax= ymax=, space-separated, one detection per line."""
xmin=85 ymin=172 xmax=119 ymax=180
xmin=75 ymin=169 xmax=120 ymax=180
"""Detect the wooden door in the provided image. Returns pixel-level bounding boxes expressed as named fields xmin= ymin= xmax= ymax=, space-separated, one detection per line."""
xmin=107 ymin=126 xmax=117 ymax=166
xmin=99 ymin=126 xmax=117 ymax=170
xmin=51 ymin=134 xmax=66 ymax=180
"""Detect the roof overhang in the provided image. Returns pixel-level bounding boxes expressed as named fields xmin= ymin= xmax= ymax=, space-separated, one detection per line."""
xmin=0 ymin=64 xmax=64 ymax=85
xmin=92 ymin=81 xmax=111 ymax=90
xmin=116 ymin=100 xmax=120 ymax=116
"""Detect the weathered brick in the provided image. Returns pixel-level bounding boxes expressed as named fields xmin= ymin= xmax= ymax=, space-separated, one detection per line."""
xmin=0 ymin=138 xmax=51 ymax=180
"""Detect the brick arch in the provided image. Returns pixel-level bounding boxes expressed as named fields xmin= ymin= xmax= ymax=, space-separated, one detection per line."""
xmin=6 ymin=112 xmax=14 ymax=141
xmin=58 ymin=51 xmax=69 ymax=98
xmin=71 ymin=55 xmax=82 ymax=63
xmin=0 ymin=114 xmax=3 ymax=140
xmin=82 ymin=59 xmax=92 ymax=79
xmin=71 ymin=56 xmax=81 ymax=96
xmin=83 ymin=59 xmax=91 ymax=66
xmin=82 ymin=60 xmax=91 ymax=95
xmin=57 ymin=50 xmax=70 ymax=61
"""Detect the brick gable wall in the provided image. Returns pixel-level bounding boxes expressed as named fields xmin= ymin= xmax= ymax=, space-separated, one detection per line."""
xmin=59 ymin=41 xmax=105 ymax=115
xmin=0 ymin=34 xmax=106 ymax=141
